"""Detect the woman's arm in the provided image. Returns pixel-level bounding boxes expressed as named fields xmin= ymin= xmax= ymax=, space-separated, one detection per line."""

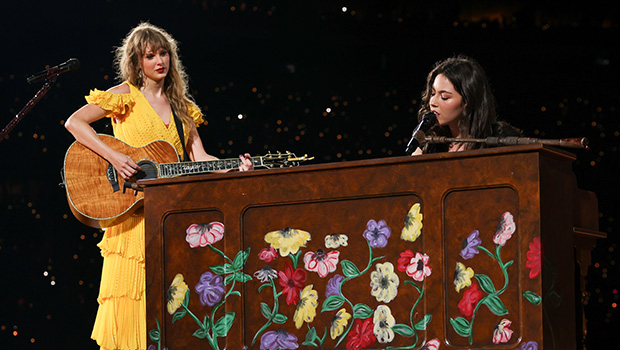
xmin=64 ymin=84 xmax=141 ymax=180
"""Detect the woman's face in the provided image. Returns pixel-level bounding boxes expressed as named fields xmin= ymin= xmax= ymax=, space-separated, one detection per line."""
xmin=141 ymin=45 xmax=169 ymax=83
xmin=429 ymin=73 xmax=465 ymax=130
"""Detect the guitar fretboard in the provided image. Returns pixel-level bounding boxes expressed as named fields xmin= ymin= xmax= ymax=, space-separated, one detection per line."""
xmin=158 ymin=157 xmax=263 ymax=178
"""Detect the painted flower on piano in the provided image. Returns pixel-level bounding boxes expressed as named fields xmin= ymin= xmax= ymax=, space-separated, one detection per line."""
xmin=492 ymin=318 xmax=513 ymax=344
xmin=518 ymin=340 xmax=539 ymax=350
xmin=293 ymin=285 xmax=319 ymax=328
xmin=260 ymin=329 xmax=299 ymax=350
xmin=304 ymin=249 xmax=340 ymax=278
xmin=397 ymin=250 xmax=432 ymax=282
xmin=325 ymin=274 xmax=344 ymax=298
xmin=460 ymin=230 xmax=482 ymax=260
xmin=278 ymin=261 xmax=307 ymax=305
xmin=259 ymin=247 xmax=278 ymax=262
xmin=457 ymin=282 xmax=483 ymax=320
xmin=493 ymin=212 xmax=516 ymax=246
xmin=420 ymin=338 xmax=441 ymax=350
xmin=453 ymin=262 xmax=475 ymax=292
xmin=185 ymin=221 xmax=224 ymax=248
xmin=401 ymin=203 xmax=423 ymax=242
xmin=370 ymin=262 xmax=400 ymax=303
xmin=373 ymin=305 xmax=396 ymax=343
xmin=325 ymin=233 xmax=349 ymax=248
xmin=254 ymin=265 xmax=278 ymax=283
xmin=330 ymin=308 xmax=352 ymax=339
xmin=166 ymin=273 xmax=188 ymax=314
xmin=265 ymin=227 xmax=311 ymax=257
xmin=525 ymin=237 xmax=542 ymax=279
xmin=363 ymin=219 xmax=391 ymax=248
xmin=346 ymin=318 xmax=376 ymax=350
xmin=195 ymin=271 xmax=225 ymax=307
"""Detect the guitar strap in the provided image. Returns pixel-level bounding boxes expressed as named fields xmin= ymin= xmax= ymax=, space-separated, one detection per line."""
xmin=171 ymin=106 xmax=190 ymax=162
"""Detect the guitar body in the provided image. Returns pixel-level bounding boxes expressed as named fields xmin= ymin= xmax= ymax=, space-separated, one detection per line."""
xmin=63 ymin=134 xmax=180 ymax=228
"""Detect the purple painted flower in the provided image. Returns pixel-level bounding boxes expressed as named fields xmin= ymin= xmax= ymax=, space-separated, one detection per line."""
xmin=363 ymin=219 xmax=391 ymax=248
xmin=260 ymin=329 xmax=299 ymax=350
xmin=326 ymin=274 xmax=344 ymax=298
xmin=518 ymin=341 xmax=539 ymax=350
xmin=460 ymin=230 xmax=482 ymax=260
xmin=195 ymin=271 xmax=225 ymax=307
xmin=147 ymin=345 xmax=156 ymax=350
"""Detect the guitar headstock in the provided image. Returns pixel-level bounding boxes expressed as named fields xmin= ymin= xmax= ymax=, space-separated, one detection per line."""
xmin=260 ymin=151 xmax=314 ymax=168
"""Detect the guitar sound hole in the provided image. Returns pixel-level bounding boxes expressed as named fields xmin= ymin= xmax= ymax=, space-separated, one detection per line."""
xmin=135 ymin=161 xmax=158 ymax=180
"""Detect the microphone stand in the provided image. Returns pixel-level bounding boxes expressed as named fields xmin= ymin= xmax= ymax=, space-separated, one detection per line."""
xmin=425 ymin=136 xmax=589 ymax=149
xmin=0 ymin=75 xmax=57 ymax=143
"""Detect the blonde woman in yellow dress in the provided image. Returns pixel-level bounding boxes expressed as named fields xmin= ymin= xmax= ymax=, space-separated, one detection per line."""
xmin=65 ymin=22 xmax=254 ymax=349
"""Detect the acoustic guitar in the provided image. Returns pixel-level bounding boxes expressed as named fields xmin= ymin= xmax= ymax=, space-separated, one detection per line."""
xmin=62 ymin=134 xmax=311 ymax=228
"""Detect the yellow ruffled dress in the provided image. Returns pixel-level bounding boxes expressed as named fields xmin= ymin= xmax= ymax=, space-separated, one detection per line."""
xmin=85 ymin=82 xmax=203 ymax=350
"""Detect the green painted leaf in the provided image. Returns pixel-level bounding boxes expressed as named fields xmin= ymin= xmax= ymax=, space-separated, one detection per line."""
xmin=450 ymin=317 xmax=471 ymax=338
xmin=232 ymin=248 xmax=251 ymax=270
xmin=272 ymin=313 xmax=288 ymax=324
xmin=224 ymin=273 xmax=235 ymax=285
xmin=321 ymin=295 xmax=345 ymax=312
xmin=504 ymin=260 xmax=514 ymax=269
xmin=304 ymin=327 xmax=317 ymax=343
xmin=192 ymin=328 xmax=209 ymax=339
xmin=234 ymin=272 xmax=253 ymax=283
xmin=523 ymin=291 xmax=542 ymax=305
xmin=213 ymin=312 xmax=236 ymax=338
xmin=483 ymin=295 xmax=509 ymax=316
xmin=148 ymin=329 xmax=160 ymax=342
xmin=172 ymin=308 xmax=186 ymax=323
xmin=260 ymin=302 xmax=272 ymax=319
xmin=392 ymin=324 xmax=414 ymax=337
xmin=210 ymin=263 xmax=234 ymax=275
xmin=341 ymin=260 xmax=360 ymax=277
xmin=475 ymin=274 xmax=496 ymax=294
xmin=352 ymin=303 xmax=373 ymax=319
xmin=414 ymin=314 xmax=432 ymax=330
xmin=258 ymin=283 xmax=270 ymax=293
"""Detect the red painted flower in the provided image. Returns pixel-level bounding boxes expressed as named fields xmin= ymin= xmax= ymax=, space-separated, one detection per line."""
xmin=303 ymin=249 xmax=340 ymax=278
xmin=421 ymin=338 xmax=441 ymax=350
xmin=278 ymin=262 xmax=306 ymax=305
xmin=493 ymin=318 xmax=514 ymax=344
xmin=185 ymin=222 xmax=224 ymax=248
xmin=457 ymin=282 xmax=483 ymax=320
xmin=346 ymin=318 xmax=376 ymax=350
xmin=397 ymin=250 xmax=432 ymax=281
xmin=525 ymin=237 xmax=542 ymax=279
xmin=259 ymin=247 xmax=278 ymax=262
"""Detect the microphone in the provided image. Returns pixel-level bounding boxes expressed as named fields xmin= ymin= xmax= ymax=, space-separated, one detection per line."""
xmin=405 ymin=112 xmax=438 ymax=154
xmin=27 ymin=58 xmax=80 ymax=84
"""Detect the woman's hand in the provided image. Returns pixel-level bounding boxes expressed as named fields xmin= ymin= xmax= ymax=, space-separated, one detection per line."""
xmin=238 ymin=153 xmax=254 ymax=172
xmin=108 ymin=150 xmax=141 ymax=180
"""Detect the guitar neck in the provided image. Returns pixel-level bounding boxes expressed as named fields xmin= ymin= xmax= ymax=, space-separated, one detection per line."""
xmin=158 ymin=156 xmax=263 ymax=178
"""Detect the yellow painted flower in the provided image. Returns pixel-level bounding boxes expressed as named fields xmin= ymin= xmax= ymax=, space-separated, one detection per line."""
xmin=166 ymin=273 xmax=188 ymax=314
xmin=370 ymin=262 xmax=400 ymax=303
xmin=454 ymin=262 xmax=475 ymax=293
xmin=293 ymin=285 xmax=319 ymax=329
xmin=330 ymin=308 xmax=352 ymax=339
xmin=373 ymin=305 xmax=396 ymax=343
xmin=401 ymin=203 xmax=423 ymax=242
xmin=265 ymin=227 xmax=311 ymax=257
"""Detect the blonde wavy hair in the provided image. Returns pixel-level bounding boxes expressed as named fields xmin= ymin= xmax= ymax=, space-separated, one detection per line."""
xmin=114 ymin=22 xmax=199 ymax=128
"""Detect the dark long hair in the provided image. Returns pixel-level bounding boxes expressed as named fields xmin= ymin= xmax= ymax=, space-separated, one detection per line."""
xmin=418 ymin=56 xmax=499 ymax=151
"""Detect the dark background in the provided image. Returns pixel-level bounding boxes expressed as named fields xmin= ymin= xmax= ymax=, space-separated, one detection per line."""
xmin=1 ymin=1 xmax=618 ymax=348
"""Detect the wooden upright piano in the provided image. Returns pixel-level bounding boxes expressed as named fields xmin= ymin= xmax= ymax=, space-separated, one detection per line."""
xmin=143 ymin=144 xmax=603 ymax=350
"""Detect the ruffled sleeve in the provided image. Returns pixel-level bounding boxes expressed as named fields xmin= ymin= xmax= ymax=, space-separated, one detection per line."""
xmin=85 ymin=89 xmax=135 ymax=118
xmin=187 ymin=102 xmax=204 ymax=127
